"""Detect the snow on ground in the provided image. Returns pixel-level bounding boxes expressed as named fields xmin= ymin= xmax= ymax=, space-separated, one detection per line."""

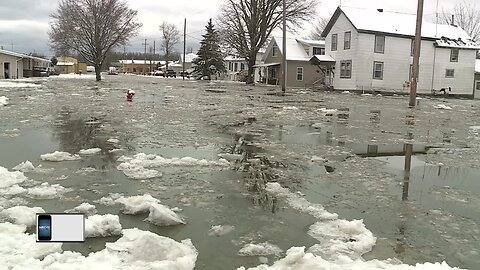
xmin=40 ymin=151 xmax=81 ymax=162
xmin=85 ymin=214 xmax=122 ymax=238
xmin=115 ymin=194 xmax=160 ymax=214
xmin=0 ymin=96 xmax=8 ymax=106
xmin=1 ymin=227 xmax=197 ymax=270
xmin=0 ymin=81 xmax=41 ymax=88
xmin=12 ymin=160 xmax=36 ymax=172
xmin=107 ymin=138 xmax=120 ymax=144
xmin=0 ymin=166 xmax=28 ymax=188
xmin=145 ymin=203 xmax=185 ymax=226
xmin=238 ymin=246 xmax=463 ymax=270
xmin=26 ymin=182 xmax=73 ymax=199
xmin=0 ymin=206 xmax=45 ymax=227
xmin=265 ymin=182 xmax=375 ymax=260
xmin=50 ymin=74 xmax=98 ymax=80
xmin=116 ymin=153 xmax=229 ymax=179
xmin=238 ymin=242 xmax=283 ymax=257
xmin=434 ymin=104 xmax=452 ymax=110
xmin=78 ymin=148 xmax=102 ymax=155
xmin=208 ymin=225 xmax=235 ymax=236
xmin=65 ymin=203 xmax=97 ymax=215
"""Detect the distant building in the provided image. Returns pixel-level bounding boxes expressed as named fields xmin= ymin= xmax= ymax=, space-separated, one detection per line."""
xmin=119 ymin=60 xmax=165 ymax=74
xmin=322 ymin=6 xmax=480 ymax=96
xmin=256 ymin=37 xmax=325 ymax=88
xmin=475 ymin=60 xmax=480 ymax=99
xmin=0 ymin=49 xmax=51 ymax=79
xmin=224 ymin=50 xmax=265 ymax=82
xmin=56 ymin=56 xmax=87 ymax=74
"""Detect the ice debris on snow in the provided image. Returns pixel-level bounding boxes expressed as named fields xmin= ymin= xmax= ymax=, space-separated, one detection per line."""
xmin=0 ymin=96 xmax=8 ymax=106
xmin=1 ymin=206 xmax=45 ymax=227
xmin=78 ymin=148 xmax=102 ymax=155
xmin=117 ymin=153 xmax=229 ymax=180
xmin=0 ymin=81 xmax=41 ymax=88
xmin=40 ymin=151 xmax=81 ymax=162
xmin=85 ymin=214 xmax=122 ymax=238
xmin=12 ymin=160 xmax=36 ymax=172
xmin=145 ymin=203 xmax=185 ymax=226
xmin=238 ymin=242 xmax=283 ymax=257
xmin=238 ymin=246 xmax=463 ymax=270
xmin=434 ymin=104 xmax=452 ymax=110
xmin=266 ymin=182 xmax=375 ymax=260
xmin=208 ymin=225 xmax=235 ymax=236
xmin=65 ymin=203 xmax=97 ymax=215
xmin=0 ymin=166 xmax=27 ymax=188
xmin=27 ymin=182 xmax=73 ymax=199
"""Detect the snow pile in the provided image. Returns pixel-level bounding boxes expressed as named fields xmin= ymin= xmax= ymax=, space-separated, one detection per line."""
xmin=117 ymin=153 xmax=229 ymax=180
xmin=0 ymin=81 xmax=41 ymax=88
xmin=434 ymin=104 xmax=452 ymax=110
xmin=0 ymin=222 xmax=63 ymax=268
xmin=0 ymin=96 xmax=8 ymax=106
xmin=208 ymin=225 xmax=235 ymax=236
xmin=238 ymin=246 xmax=463 ymax=270
xmin=238 ymin=242 xmax=283 ymax=257
xmin=27 ymin=182 xmax=73 ymax=199
xmin=40 ymin=151 xmax=81 ymax=162
xmin=65 ymin=203 xmax=97 ymax=215
xmin=12 ymin=160 xmax=36 ymax=172
xmin=107 ymin=138 xmax=120 ymax=144
xmin=145 ymin=203 xmax=185 ymax=226
xmin=0 ymin=184 xmax=27 ymax=196
xmin=115 ymin=194 xmax=160 ymax=214
xmin=0 ymin=166 xmax=28 ymax=188
xmin=78 ymin=148 xmax=102 ymax=155
xmin=85 ymin=214 xmax=122 ymax=238
xmin=266 ymin=183 xmax=375 ymax=260
xmin=1 ymin=206 xmax=45 ymax=227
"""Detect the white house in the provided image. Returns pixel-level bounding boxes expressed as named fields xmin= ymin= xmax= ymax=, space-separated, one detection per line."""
xmin=322 ymin=6 xmax=480 ymax=96
xmin=224 ymin=50 xmax=265 ymax=82
xmin=1 ymin=49 xmax=51 ymax=79
xmin=256 ymin=37 xmax=326 ymax=88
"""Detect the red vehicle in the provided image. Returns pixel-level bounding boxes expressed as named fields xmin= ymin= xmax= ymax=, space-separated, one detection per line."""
xmin=154 ymin=70 xmax=164 ymax=76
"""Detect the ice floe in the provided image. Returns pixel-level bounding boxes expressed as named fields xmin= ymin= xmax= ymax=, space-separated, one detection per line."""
xmin=208 ymin=225 xmax=235 ymax=236
xmin=78 ymin=148 xmax=102 ymax=155
xmin=12 ymin=160 xmax=36 ymax=172
xmin=238 ymin=242 xmax=283 ymax=257
xmin=115 ymin=194 xmax=160 ymax=214
xmin=1 ymin=206 xmax=45 ymax=227
xmin=145 ymin=203 xmax=185 ymax=226
xmin=85 ymin=214 xmax=122 ymax=238
xmin=1 ymin=184 xmax=27 ymax=196
xmin=117 ymin=153 xmax=229 ymax=180
xmin=0 ymin=96 xmax=8 ymax=106
xmin=26 ymin=182 xmax=73 ymax=199
xmin=40 ymin=151 xmax=81 ymax=162
xmin=0 ymin=81 xmax=41 ymax=88
xmin=238 ymin=246 xmax=462 ymax=270
xmin=0 ymin=166 xmax=27 ymax=188
xmin=65 ymin=203 xmax=97 ymax=215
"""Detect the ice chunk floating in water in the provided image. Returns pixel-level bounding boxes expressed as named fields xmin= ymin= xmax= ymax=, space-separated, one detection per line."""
xmin=0 ymin=166 xmax=27 ymax=188
xmin=40 ymin=151 xmax=81 ymax=162
xmin=85 ymin=214 xmax=122 ymax=238
xmin=144 ymin=203 xmax=185 ymax=226
xmin=0 ymin=96 xmax=8 ymax=106
xmin=78 ymin=148 xmax=102 ymax=155
xmin=1 ymin=206 xmax=45 ymax=227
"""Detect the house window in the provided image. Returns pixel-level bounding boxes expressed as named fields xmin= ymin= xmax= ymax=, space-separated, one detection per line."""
xmin=445 ymin=69 xmax=455 ymax=78
xmin=241 ymin=63 xmax=245 ymax=70
xmin=331 ymin=34 xmax=338 ymax=51
xmin=340 ymin=60 xmax=352 ymax=78
xmin=296 ymin=67 xmax=304 ymax=81
xmin=410 ymin=39 xmax=414 ymax=56
xmin=344 ymin=32 xmax=351 ymax=50
xmin=271 ymin=68 xmax=277 ymax=78
xmin=133 ymin=68 xmax=136 ymax=73
xmin=373 ymin=61 xmax=384 ymax=80
xmin=234 ymin=63 xmax=238 ymax=72
xmin=272 ymin=45 xmax=278 ymax=57
xmin=374 ymin=35 xmax=385 ymax=53
xmin=450 ymin=48 xmax=459 ymax=62
xmin=313 ymin=47 xmax=325 ymax=55
xmin=476 ymin=81 xmax=480 ymax=90
xmin=229 ymin=62 xmax=232 ymax=71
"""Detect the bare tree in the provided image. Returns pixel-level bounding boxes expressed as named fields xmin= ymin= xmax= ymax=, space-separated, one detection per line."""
xmin=159 ymin=22 xmax=180 ymax=70
xmin=49 ymin=0 xmax=141 ymax=81
xmin=218 ymin=0 xmax=319 ymax=84
xmin=440 ymin=1 xmax=480 ymax=43
xmin=307 ymin=16 xmax=330 ymax=40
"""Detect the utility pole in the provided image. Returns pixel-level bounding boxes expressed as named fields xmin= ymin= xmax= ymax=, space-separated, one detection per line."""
xmin=183 ymin=18 xmax=187 ymax=80
xmin=282 ymin=0 xmax=287 ymax=95
xmin=142 ymin=39 xmax=149 ymax=75
xmin=123 ymin=46 xmax=126 ymax=73
xmin=153 ymin=40 xmax=156 ymax=70
xmin=409 ymin=0 xmax=424 ymax=107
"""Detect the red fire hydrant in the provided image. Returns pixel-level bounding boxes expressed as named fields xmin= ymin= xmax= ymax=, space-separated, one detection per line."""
xmin=127 ymin=89 xmax=135 ymax=101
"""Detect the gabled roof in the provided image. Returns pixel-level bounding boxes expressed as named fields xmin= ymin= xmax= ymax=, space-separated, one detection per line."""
xmin=322 ymin=6 xmax=478 ymax=48
xmin=0 ymin=49 xmax=51 ymax=63
xmin=263 ymin=37 xmax=324 ymax=62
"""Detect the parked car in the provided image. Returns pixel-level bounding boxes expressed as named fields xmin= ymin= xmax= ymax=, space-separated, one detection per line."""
xmin=179 ymin=71 xmax=191 ymax=78
xmin=154 ymin=70 xmax=164 ymax=76
xmin=164 ymin=69 xmax=177 ymax=78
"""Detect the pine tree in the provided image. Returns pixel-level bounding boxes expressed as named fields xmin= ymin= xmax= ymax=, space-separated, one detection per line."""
xmin=192 ymin=19 xmax=225 ymax=80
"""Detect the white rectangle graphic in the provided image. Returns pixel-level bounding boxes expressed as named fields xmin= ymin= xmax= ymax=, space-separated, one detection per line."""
xmin=36 ymin=214 xmax=85 ymax=242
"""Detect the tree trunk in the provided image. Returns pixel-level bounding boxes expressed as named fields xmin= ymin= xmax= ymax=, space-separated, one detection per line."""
xmin=246 ymin=52 xmax=257 ymax=84
xmin=95 ymin=64 xmax=102 ymax=81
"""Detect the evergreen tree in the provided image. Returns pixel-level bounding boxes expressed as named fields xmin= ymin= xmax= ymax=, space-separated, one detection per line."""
xmin=192 ymin=19 xmax=225 ymax=80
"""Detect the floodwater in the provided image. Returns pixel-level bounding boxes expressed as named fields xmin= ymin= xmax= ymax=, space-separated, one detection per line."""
xmin=1 ymin=74 xmax=479 ymax=269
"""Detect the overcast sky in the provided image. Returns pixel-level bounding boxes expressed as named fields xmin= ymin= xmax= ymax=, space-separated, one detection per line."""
xmin=0 ymin=0 xmax=475 ymax=58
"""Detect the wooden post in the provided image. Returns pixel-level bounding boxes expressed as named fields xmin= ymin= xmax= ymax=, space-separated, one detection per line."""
xmin=282 ymin=0 xmax=287 ymax=95
xmin=183 ymin=18 xmax=187 ymax=80
xmin=409 ymin=0 xmax=424 ymax=107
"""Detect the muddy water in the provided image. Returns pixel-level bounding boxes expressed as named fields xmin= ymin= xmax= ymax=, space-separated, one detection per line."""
xmin=1 ymin=75 xmax=479 ymax=269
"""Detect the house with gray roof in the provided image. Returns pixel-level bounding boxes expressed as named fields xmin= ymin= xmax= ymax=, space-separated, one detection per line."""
xmin=0 ymin=49 xmax=51 ymax=79
xmin=322 ymin=6 xmax=480 ymax=97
